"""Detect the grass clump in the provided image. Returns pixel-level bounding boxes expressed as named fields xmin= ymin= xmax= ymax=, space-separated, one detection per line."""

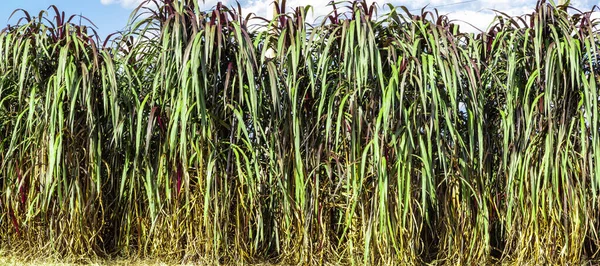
xmin=1 ymin=0 xmax=600 ymax=264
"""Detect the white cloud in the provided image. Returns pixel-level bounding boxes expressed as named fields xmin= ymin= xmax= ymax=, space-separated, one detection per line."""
xmin=404 ymin=0 xmax=597 ymax=31
xmin=234 ymin=0 xmax=596 ymax=32
xmin=448 ymin=10 xmax=496 ymax=32
xmin=238 ymin=0 xmax=391 ymax=28
xmin=100 ymin=0 xmax=598 ymax=32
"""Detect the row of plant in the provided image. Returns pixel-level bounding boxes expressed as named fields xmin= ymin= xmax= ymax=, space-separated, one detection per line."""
xmin=1 ymin=0 xmax=600 ymax=264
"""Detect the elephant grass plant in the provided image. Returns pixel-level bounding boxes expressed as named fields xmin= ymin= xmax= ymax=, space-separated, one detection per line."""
xmin=1 ymin=0 xmax=600 ymax=264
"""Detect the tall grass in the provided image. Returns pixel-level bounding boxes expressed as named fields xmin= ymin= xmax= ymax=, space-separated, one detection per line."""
xmin=1 ymin=0 xmax=600 ymax=264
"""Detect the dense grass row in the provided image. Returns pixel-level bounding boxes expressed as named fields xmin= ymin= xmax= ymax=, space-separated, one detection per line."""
xmin=1 ymin=0 xmax=600 ymax=264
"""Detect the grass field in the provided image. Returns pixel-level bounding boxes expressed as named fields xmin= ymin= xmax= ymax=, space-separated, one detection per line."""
xmin=2 ymin=0 xmax=600 ymax=264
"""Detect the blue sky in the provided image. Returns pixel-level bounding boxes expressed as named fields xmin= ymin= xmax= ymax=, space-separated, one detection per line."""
xmin=1 ymin=0 xmax=134 ymax=39
xmin=1 ymin=0 xmax=598 ymax=39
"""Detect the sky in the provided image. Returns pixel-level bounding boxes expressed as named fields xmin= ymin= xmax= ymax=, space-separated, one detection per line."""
xmin=0 ymin=0 xmax=598 ymax=39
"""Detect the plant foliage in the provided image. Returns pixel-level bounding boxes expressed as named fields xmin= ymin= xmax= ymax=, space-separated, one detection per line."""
xmin=1 ymin=0 xmax=600 ymax=264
